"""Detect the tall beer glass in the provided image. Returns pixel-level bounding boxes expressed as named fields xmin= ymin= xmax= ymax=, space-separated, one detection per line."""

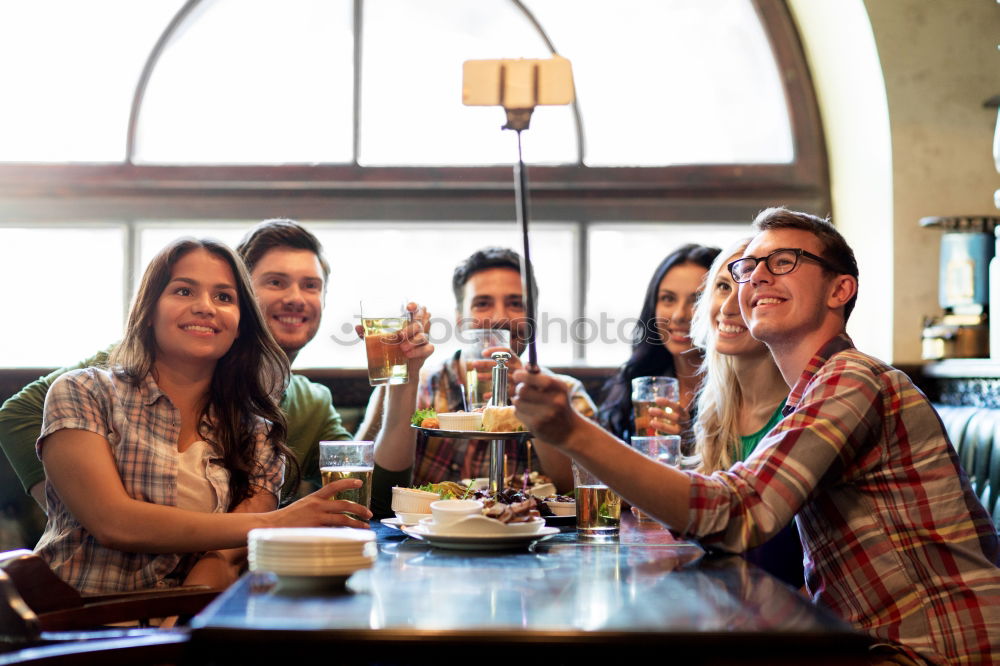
xmin=319 ymin=441 xmax=374 ymax=519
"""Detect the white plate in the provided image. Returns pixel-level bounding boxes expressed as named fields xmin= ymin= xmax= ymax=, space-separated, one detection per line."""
xmin=417 ymin=515 xmax=545 ymax=536
xmin=394 ymin=512 xmax=432 ymax=525
xmin=248 ymin=527 xmax=375 ymax=544
xmin=274 ymin=574 xmax=353 ymax=592
xmin=402 ymin=524 xmax=559 ymax=551
xmin=249 ymin=559 xmax=373 ymax=577
xmin=412 ymin=425 xmax=532 ymax=440
xmin=250 ymin=555 xmax=374 ymax=570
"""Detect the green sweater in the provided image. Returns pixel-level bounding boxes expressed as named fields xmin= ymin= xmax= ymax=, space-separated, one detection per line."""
xmin=739 ymin=399 xmax=787 ymax=461
xmin=0 ymin=349 xmax=375 ymax=499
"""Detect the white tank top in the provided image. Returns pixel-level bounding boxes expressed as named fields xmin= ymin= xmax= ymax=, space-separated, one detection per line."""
xmin=176 ymin=440 xmax=222 ymax=512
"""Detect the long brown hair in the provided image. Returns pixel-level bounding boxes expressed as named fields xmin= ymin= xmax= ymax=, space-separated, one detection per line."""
xmin=110 ymin=238 xmax=298 ymax=508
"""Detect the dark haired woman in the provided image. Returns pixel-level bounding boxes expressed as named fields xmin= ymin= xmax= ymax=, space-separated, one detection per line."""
xmin=34 ymin=239 xmax=369 ymax=593
xmin=596 ymin=244 xmax=720 ymax=443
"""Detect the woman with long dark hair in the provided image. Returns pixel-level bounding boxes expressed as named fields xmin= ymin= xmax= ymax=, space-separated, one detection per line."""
xmin=597 ymin=244 xmax=720 ymax=442
xmin=35 ymin=238 xmax=369 ymax=593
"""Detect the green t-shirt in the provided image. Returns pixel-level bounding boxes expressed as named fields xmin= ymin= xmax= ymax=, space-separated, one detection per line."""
xmin=739 ymin=400 xmax=787 ymax=461
xmin=0 ymin=348 xmax=357 ymax=498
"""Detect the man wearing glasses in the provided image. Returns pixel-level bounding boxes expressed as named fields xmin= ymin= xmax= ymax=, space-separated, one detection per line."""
xmin=511 ymin=207 xmax=1000 ymax=664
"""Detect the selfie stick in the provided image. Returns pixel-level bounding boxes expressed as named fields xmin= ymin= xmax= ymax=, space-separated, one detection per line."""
xmin=463 ymin=56 xmax=575 ymax=373
xmin=507 ymin=120 xmax=539 ymax=373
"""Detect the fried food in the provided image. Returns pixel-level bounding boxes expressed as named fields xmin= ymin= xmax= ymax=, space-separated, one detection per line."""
xmin=481 ymin=405 xmax=525 ymax=432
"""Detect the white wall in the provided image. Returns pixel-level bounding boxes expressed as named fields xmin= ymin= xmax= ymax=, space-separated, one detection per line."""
xmin=787 ymin=0 xmax=893 ymax=362
xmin=789 ymin=0 xmax=1000 ymax=364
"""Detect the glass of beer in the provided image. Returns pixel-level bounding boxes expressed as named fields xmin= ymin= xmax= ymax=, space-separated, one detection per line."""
xmin=458 ymin=328 xmax=511 ymax=409
xmin=361 ymin=301 xmax=410 ymax=386
xmin=631 ymin=376 xmax=679 ymax=436
xmin=319 ymin=441 xmax=375 ymax=519
xmin=627 ymin=435 xmax=681 ymax=522
xmin=572 ymin=462 xmax=621 ymax=540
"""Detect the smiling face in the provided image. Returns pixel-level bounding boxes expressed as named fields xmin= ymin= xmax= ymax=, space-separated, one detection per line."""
xmin=708 ymin=254 xmax=769 ymax=357
xmin=151 ymin=248 xmax=240 ymax=368
xmin=654 ymin=262 xmax=709 ymax=358
xmin=250 ymin=248 xmax=325 ymax=359
xmin=458 ymin=267 xmax=527 ymax=355
xmin=737 ymin=228 xmax=839 ymax=347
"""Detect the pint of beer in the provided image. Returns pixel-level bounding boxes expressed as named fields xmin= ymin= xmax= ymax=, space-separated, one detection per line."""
xmin=361 ymin=312 xmax=409 ymax=386
xmin=319 ymin=441 xmax=375 ymax=519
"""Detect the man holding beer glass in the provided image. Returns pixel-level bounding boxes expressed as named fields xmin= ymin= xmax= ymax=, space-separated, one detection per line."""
xmin=358 ymin=247 xmax=595 ymax=492
xmin=0 ymin=219 xmax=434 ymax=521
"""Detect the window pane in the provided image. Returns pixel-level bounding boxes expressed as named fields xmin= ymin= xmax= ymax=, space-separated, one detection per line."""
xmin=138 ymin=224 xmax=250 ymax=288
xmin=0 ymin=227 xmax=125 ymax=366
xmin=139 ymin=221 xmax=575 ymax=369
xmin=304 ymin=223 xmax=577 ymax=368
xmin=585 ymin=222 xmax=750 ymax=366
xmin=0 ymin=1 xmax=182 ymax=162
xmin=134 ymin=0 xmax=353 ymax=164
xmin=526 ymin=0 xmax=794 ymax=165
xmin=360 ymin=0 xmax=577 ymax=166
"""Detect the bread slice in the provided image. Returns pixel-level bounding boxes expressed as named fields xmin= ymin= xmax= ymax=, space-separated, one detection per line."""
xmin=481 ymin=405 xmax=526 ymax=432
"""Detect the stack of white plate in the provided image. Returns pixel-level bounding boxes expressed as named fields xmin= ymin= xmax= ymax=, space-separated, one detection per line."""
xmin=247 ymin=527 xmax=376 ymax=580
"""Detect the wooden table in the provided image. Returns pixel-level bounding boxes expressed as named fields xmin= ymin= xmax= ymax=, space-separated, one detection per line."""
xmin=188 ymin=518 xmax=870 ymax=664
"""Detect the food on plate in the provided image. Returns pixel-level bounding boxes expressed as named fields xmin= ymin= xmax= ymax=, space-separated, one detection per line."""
xmin=481 ymin=405 xmax=526 ymax=432
xmin=410 ymin=408 xmax=436 ymax=426
xmin=410 ymin=408 xmax=440 ymax=429
xmin=436 ymin=411 xmax=484 ymax=431
xmin=505 ymin=471 xmax=555 ymax=498
xmin=541 ymin=494 xmax=576 ymax=516
xmin=414 ymin=481 xmax=474 ymax=500
xmin=482 ymin=496 xmax=541 ymax=524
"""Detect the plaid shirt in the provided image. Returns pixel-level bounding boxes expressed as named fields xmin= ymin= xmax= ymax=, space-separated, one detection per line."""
xmin=34 ymin=368 xmax=284 ymax=594
xmin=686 ymin=335 xmax=1000 ymax=665
xmin=414 ymin=351 xmax=596 ymax=486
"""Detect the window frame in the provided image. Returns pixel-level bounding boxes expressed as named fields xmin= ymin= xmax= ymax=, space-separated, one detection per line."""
xmin=0 ymin=0 xmax=828 ymax=367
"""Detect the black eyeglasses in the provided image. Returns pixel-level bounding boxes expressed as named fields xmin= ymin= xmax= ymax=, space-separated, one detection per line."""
xmin=727 ymin=248 xmax=841 ymax=284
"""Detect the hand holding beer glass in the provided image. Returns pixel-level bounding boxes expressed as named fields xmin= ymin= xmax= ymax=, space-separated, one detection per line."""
xmin=459 ymin=328 xmax=511 ymax=409
xmin=320 ymin=441 xmax=374 ymax=520
xmin=631 ymin=376 xmax=681 ymax=436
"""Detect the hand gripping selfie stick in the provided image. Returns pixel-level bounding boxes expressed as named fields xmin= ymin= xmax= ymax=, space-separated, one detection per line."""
xmin=462 ymin=55 xmax=575 ymax=373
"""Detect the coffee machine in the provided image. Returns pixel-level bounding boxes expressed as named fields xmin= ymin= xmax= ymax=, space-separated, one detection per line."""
xmin=920 ymin=216 xmax=999 ymax=360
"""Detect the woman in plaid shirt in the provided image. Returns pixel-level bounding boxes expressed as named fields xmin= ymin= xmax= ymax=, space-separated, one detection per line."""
xmin=34 ymin=238 xmax=371 ymax=593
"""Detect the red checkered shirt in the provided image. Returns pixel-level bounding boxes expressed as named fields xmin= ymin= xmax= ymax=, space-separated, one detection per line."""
xmin=685 ymin=334 xmax=1000 ymax=665
xmin=414 ymin=351 xmax=595 ymax=486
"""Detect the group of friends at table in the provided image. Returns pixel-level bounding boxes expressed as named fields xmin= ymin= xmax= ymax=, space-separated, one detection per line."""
xmin=0 ymin=209 xmax=998 ymax=665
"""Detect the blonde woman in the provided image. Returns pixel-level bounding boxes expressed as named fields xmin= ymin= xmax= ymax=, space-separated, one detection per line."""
xmin=687 ymin=238 xmax=802 ymax=587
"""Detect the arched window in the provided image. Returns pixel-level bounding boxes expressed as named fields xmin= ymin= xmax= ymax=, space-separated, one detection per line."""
xmin=0 ymin=0 xmax=827 ymax=367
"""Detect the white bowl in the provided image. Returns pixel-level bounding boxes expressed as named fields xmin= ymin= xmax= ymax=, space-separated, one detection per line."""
xmin=430 ymin=499 xmax=484 ymax=526
xmin=436 ymin=412 xmax=484 ymax=431
xmin=391 ymin=486 xmax=439 ymax=514
xmin=546 ymin=500 xmax=576 ymax=516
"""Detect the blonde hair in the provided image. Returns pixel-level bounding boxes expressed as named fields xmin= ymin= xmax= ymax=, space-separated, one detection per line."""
xmin=690 ymin=238 xmax=752 ymax=474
